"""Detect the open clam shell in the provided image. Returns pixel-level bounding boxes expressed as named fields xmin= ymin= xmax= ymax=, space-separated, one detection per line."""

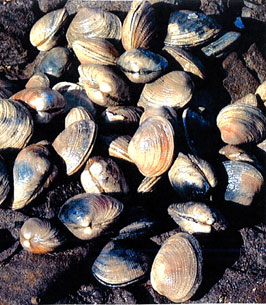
xmin=151 ymin=232 xmax=203 ymax=303
xmin=58 ymin=193 xmax=124 ymax=240
xmin=52 ymin=119 xmax=97 ymax=175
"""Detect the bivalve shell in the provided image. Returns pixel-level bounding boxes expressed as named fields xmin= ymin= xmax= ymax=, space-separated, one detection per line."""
xmin=0 ymin=156 xmax=10 ymax=205
xmin=25 ymin=73 xmax=50 ymax=89
xmin=65 ymin=106 xmax=94 ymax=128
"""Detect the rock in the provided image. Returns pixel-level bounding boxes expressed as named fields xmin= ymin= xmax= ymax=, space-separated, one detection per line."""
xmin=38 ymin=0 xmax=68 ymax=13
xmin=200 ymin=0 xmax=226 ymax=16
xmin=241 ymin=3 xmax=266 ymax=22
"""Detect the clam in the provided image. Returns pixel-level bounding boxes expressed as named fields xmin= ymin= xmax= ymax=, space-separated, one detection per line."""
xmin=73 ymin=37 xmax=120 ymax=66
xmin=58 ymin=193 xmax=124 ymax=240
xmin=80 ymin=156 xmax=129 ymax=195
xmin=65 ymin=106 xmax=94 ymax=128
xmin=52 ymin=82 xmax=96 ymax=116
xmin=137 ymin=175 xmax=162 ymax=193
xmin=219 ymin=144 xmax=258 ymax=163
xmin=30 ymin=8 xmax=68 ymax=51
xmin=117 ymin=48 xmax=168 ymax=83
xmin=256 ymin=81 xmax=266 ymax=104
xmin=168 ymin=202 xmax=228 ymax=234
xmin=25 ymin=73 xmax=50 ymax=89
xmin=11 ymin=88 xmax=66 ymax=124
xmin=138 ymin=71 xmax=194 ymax=109
xmin=151 ymin=232 xmax=203 ymax=303
xmin=66 ymin=7 xmax=121 ymax=47
xmin=36 ymin=47 xmax=71 ymax=78
xmin=20 ymin=218 xmax=65 ymax=254
xmin=78 ymin=64 xmax=130 ymax=107
xmin=12 ymin=141 xmax=58 ymax=210
xmin=0 ymin=99 xmax=34 ymax=152
xmin=52 ymin=119 xmax=97 ymax=175
xmin=216 ymin=104 xmax=266 ymax=145
xmin=164 ymin=10 xmax=221 ymax=48
xmin=128 ymin=116 xmax=175 ymax=177
xmin=168 ymin=152 xmax=217 ymax=201
xmin=92 ymin=238 xmax=151 ymax=287
xmin=223 ymin=161 xmax=264 ymax=206
xmin=234 ymin=93 xmax=259 ymax=107
xmin=0 ymin=156 xmax=10 ymax=205
xmin=122 ymin=0 xmax=157 ymax=51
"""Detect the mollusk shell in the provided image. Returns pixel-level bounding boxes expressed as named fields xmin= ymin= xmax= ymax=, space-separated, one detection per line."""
xmin=25 ymin=73 xmax=50 ymax=89
xmin=20 ymin=218 xmax=65 ymax=254
xmin=164 ymin=10 xmax=221 ymax=48
xmin=0 ymin=157 xmax=10 ymax=205
xmin=0 ymin=99 xmax=33 ymax=151
xmin=52 ymin=119 xmax=97 ymax=175
xmin=219 ymin=144 xmax=257 ymax=163
xmin=151 ymin=232 xmax=203 ymax=303
xmin=58 ymin=193 xmax=124 ymax=240
xmin=30 ymin=8 xmax=68 ymax=51
xmin=216 ymin=104 xmax=266 ymax=145
xmin=12 ymin=141 xmax=58 ymax=210
xmin=256 ymin=81 xmax=266 ymax=104
xmin=128 ymin=116 xmax=175 ymax=177
xmin=65 ymin=106 xmax=94 ymax=128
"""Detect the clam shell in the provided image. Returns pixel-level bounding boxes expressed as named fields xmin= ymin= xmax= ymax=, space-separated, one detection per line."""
xmin=80 ymin=156 xmax=129 ymax=195
xmin=164 ymin=10 xmax=221 ymax=48
xmin=216 ymin=104 xmax=266 ymax=145
xmin=223 ymin=161 xmax=264 ymax=206
xmin=30 ymin=8 xmax=68 ymax=51
xmin=122 ymin=0 xmax=157 ymax=51
xmin=58 ymin=193 xmax=124 ymax=240
xmin=256 ymin=81 xmax=266 ymax=104
xmin=168 ymin=152 xmax=217 ymax=201
xmin=0 ymin=156 xmax=10 ymax=205
xmin=92 ymin=238 xmax=151 ymax=287
xmin=219 ymin=144 xmax=257 ymax=163
xmin=117 ymin=48 xmax=168 ymax=83
xmin=168 ymin=202 xmax=228 ymax=234
xmin=25 ymin=73 xmax=50 ymax=89
xmin=66 ymin=7 xmax=121 ymax=47
xmin=20 ymin=218 xmax=65 ymax=254
xmin=151 ymin=232 xmax=203 ymax=303
xmin=234 ymin=93 xmax=259 ymax=107
xmin=0 ymin=99 xmax=34 ymax=151
xmin=12 ymin=142 xmax=58 ymax=210
xmin=137 ymin=175 xmax=162 ymax=193
xmin=138 ymin=71 xmax=194 ymax=109
xmin=65 ymin=106 xmax=94 ymax=128
xmin=128 ymin=116 xmax=175 ymax=177
xmin=73 ymin=37 xmax=120 ymax=66
xmin=52 ymin=120 xmax=97 ymax=175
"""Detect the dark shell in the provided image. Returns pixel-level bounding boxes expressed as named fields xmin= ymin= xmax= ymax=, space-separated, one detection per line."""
xmin=0 ymin=156 xmax=10 ymax=205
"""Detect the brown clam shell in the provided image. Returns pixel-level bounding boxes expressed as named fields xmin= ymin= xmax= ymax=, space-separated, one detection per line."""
xmin=151 ymin=232 xmax=203 ymax=303
xmin=65 ymin=106 xmax=94 ymax=128
xmin=25 ymin=73 xmax=50 ymax=89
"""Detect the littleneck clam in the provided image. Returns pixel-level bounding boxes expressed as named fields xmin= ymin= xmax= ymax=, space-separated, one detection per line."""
xmin=92 ymin=238 xmax=151 ymax=287
xmin=128 ymin=116 xmax=175 ymax=177
xmin=52 ymin=119 xmax=97 ymax=175
xmin=219 ymin=144 xmax=257 ymax=163
xmin=0 ymin=156 xmax=10 ymax=205
xmin=223 ymin=161 xmax=264 ymax=206
xmin=80 ymin=156 xmax=129 ymax=195
xmin=168 ymin=152 xmax=217 ymax=201
xmin=164 ymin=10 xmax=221 ymax=48
xmin=168 ymin=202 xmax=228 ymax=234
xmin=25 ymin=73 xmax=50 ymax=89
xmin=256 ymin=81 xmax=266 ymax=105
xmin=30 ymin=8 xmax=68 ymax=51
xmin=117 ymin=48 xmax=168 ymax=83
xmin=216 ymin=104 xmax=266 ymax=145
xmin=20 ymin=218 xmax=65 ymax=254
xmin=65 ymin=106 xmax=94 ymax=128
xmin=12 ymin=141 xmax=58 ymax=210
xmin=0 ymin=99 xmax=34 ymax=152
xmin=151 ymin=232 xmax=203 ymax=303
xmin=58 ymin=193 xmax=124 ymax=240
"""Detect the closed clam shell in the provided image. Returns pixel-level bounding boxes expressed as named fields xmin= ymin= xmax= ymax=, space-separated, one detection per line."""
xmin=168 ymin=152 xmax=217 ymax=201
xmin=223 ymin=161 xmax=264 ymax=206
xmin=92 ymin=238 xmax=151 ymax=287
xmin=164 ymin=10 xmax=221 ymax=48
xmin=162 ymin=45 xmax=206 ymax=80
xmin=25 ymin=73 xmax=50 ymax=89
xmin=216 ymin=104 xmax=266 ymax=145
xmin=73 ymin=37 xmax=120 ymax=66
xmin=79 ymin=64 xmax=130 ymax=107
xmin=122 ymin=0 xmax=157 ymax=51
xmin=168 ymin=202 xmax=228 ymax=234
xmin=128 ymin=116 xmax=175 ymax=177
xmin=0 ymin=156 xmax=10 ymax=205
xmin=20 ymin=218 xmax=65 ymax=254
xmin=151 ymin=232 xmax=203 ymax=303
xmin=137 ymin=175 xmax=162 ymax=193
xmin=219 ymin=144 xmax=257 ymax=163
xmin=117 ymin=48 xmax=168 ymax=83
xmin=256 ymin=81 xmax=266 ymax=104
xmin=53 ymin=120 xmax=97 ymax=175
xmin=80 ymin=156 xmax=129 ymax=194
xmin=0 ymin=99 xmax=33 ymax=151
xmin=11 ymin=88 xmax=66 ymax=123
xmin=65 ymin=106 xmax=94 ymax=128
xmin=138 ymin=71 xmax=194 ymax=109
xmin=66 ymin=7 xmax=121 ymax=47
xmin=12 ymin=141 xmax=58 ymax=210
xmin=30 ymin=8 xmax=68 ymax=51
xmin=58 ymin=193 xmax=124 ymax=240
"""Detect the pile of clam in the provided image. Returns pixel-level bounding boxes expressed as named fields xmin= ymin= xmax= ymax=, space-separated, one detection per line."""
xmin=0 ymin=0 xmax=266 ymax=303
